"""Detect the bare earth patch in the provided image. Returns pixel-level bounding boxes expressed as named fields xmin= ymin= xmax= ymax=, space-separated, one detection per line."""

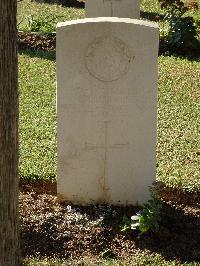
xmin=19 ymin=181 xmax=200 ymax=263
xmin=18 ymin=32 xmax=56 ymax=51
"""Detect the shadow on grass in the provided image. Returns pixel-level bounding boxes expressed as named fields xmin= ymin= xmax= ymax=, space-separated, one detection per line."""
xmin=18 ymin=32 xmax=200 ymax=62
xmin=18 ymin=49 xmax=56 ymax=61
xmin=159 ymin=38 xmax=200 ymax=62
xmin=134 ymin=202 xmax=200 ymax=262
xmin=19 ymin=41 xmax=200 ymax=62
xmin=140 ymin=11 xmax=165 ymax=22
xmin=33 ymin=0 xmax=84 ymax=8
xmin=19 ymin=180 xmax=200 ymax=263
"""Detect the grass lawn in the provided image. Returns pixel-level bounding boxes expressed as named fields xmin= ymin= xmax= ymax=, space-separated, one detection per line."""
xmin=18 ymin=0 xmax=200 ymax=265
xmin=17 ymin=0 xmax=85 ymax=31
xmin=19 ymin=50 xmax=56 ymax=180
xmin=17 ymin=0 xmax=163 ymax=29
xmin=19 ymin=51 xmax=200 ymax=192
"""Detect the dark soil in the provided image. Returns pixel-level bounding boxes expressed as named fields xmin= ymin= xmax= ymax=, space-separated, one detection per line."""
xmin=19 ymin=181 xmax=200 ymax=263
xmin=33 ymin=0 xmax=85 ymax=8
xmin=18 ymin=32 xmax=56 ymax=52
xmin=18 ymin=31 xmax=200 ymax=59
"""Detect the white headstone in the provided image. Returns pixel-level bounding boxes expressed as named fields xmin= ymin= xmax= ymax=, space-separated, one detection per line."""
xmin=85 ymin=0 xmax=140 ymax=19
xmin=57 ymin=17 xmax=159 ymax=206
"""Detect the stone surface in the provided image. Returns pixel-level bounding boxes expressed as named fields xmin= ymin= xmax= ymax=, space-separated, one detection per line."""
xmin=85 ymin=0 xmax=140 ymax=19
xmin=57 ymin=17 xmax=159 ymax=206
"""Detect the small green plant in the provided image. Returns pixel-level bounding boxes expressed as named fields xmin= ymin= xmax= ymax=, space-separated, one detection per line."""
xmin=120 ymin=193 xmax=162 ymax=234
xmin=20 ymin=14 xmax=63 ymax=34
xmin=166 ymin=11 xmax=199 ymax=51
xmin=131 ymin=194 xmax=162 ymax=234
xmin=120 ymin=215 xmax=132 ymax=232
xmin=159 ymin=0 xmax=200 ymax=53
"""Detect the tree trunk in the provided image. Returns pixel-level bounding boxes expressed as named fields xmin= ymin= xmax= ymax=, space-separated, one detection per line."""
xmin=0 ymin=0 xmax=19 ymax=265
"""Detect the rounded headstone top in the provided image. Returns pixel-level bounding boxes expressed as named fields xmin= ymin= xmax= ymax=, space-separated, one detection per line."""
xmin=85 ymin=35 xmax=133 ymax=82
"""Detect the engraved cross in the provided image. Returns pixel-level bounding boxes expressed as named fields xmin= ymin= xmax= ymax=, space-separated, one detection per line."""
xmin=85 ymin=121 xmax=129 ymax=192
xmin=85 ymin=121 xmax=129 ymax=152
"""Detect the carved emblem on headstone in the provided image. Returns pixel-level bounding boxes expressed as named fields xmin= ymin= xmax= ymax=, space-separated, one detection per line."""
xmin=85 ymin=35 xmax=133 ymax=82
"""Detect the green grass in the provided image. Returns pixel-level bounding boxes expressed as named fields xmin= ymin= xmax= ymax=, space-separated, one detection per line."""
xmin=18 ymin=1 xmax=200 ymax=265
xmin=17 ymin=0 xmax=85 ymax=32
xmin=141 ymin=0 xmax=162 ymax=13
xmin=17 ymin=0 xmax=200 ymax=40
xmin=18 ymin=1 xmax=200 ymax=191
xmin=157 ymin=56 xmax=200 ymax=192
xmin=17 ymin=0 xmax=163 ymax=23
xmin=17 ymin=0 xmax=163 ymax=25
xmin=23 ymin=253 xmax=200 ymax=266
xmin=17 ymin=0 xmax=163 ymax=33
xmin=19 ymin=50 xmax=56 ymax=180
xmin=19 ymin=51 xmax=200 ymax=191
xmin=18 ymin=0 xmax=200 ymax=190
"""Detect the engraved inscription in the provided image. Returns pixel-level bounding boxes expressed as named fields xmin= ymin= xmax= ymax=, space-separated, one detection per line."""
xmin=85 ymin=36 xmax=133 ymax=82
xmin=64 ymin=86 xmax=136 ymax=117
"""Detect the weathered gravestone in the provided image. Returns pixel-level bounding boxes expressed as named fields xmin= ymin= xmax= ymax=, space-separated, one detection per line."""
xmin=85 ymin=0 xmax=140 ymax=19
xmin=57 ymin=17 xmax=159 ymax=205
